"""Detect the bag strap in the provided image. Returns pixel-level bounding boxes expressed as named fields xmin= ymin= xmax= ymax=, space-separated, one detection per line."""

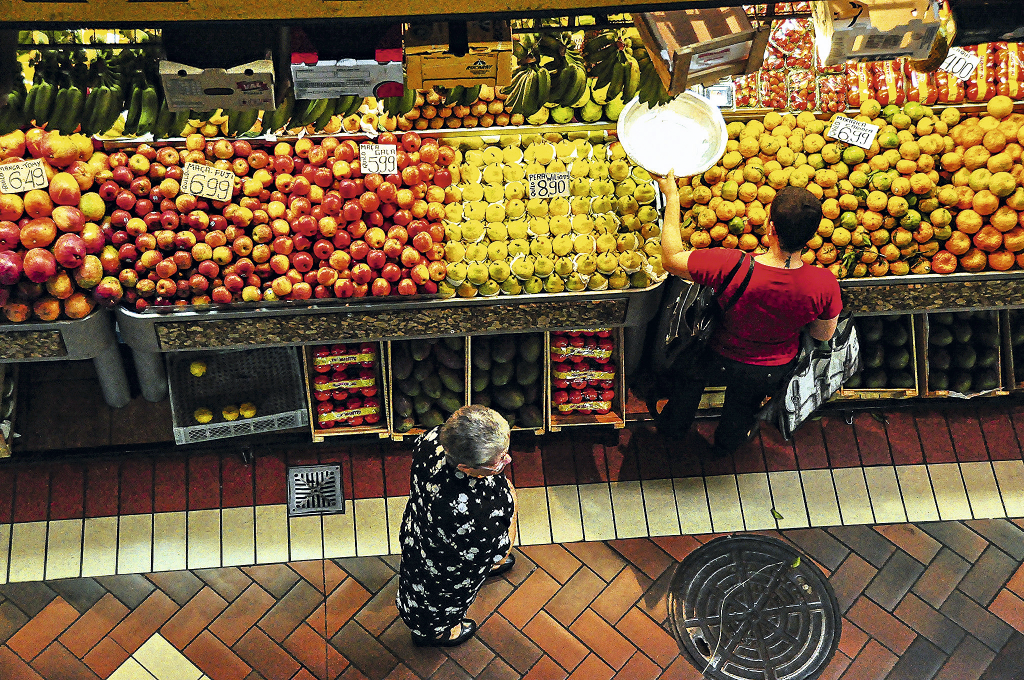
xmin=719 ymin=254 xmax=755 ymax=314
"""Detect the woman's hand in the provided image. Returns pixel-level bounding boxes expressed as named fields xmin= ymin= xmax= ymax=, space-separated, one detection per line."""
xmin=654 ymin=171 xmax=677 ymax=198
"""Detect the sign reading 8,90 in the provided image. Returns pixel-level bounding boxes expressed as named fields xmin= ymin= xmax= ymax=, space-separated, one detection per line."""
xmin=528 ymin=172 xmax=571 ymax=199
xmin=181 ymin=162 xmax=235 ymax=203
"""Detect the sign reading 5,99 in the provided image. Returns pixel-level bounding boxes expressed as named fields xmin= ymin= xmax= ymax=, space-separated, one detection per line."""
xmin=359 ymin=143 xmax=397 ymax=176
xmin=181 ymin=162 xmax=235 ymax=203
xmin=528 ymin=172 xmax=571 ymax=199
xmin=0 ymin=158 xmax=48 ymax=194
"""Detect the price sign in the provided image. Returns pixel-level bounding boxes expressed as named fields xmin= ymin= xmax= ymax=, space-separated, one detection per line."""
xmin=826 ymin=115 xmax=879 ymax=150
xmin=527 ymin=172 xmax=571 ymax=199
xmin=359 ymin=144 xmax=397 ymax=175
xmin=939 ymin=47 xmax=981 ymax=82
xmin=180 ymin=162 xmax=234 ymax=202
xmin=0 ymin=159 xmax=48 ymax=194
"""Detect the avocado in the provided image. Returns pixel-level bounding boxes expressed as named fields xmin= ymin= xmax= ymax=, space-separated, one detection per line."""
xmin=397 ymin=377 xmax=421 ymax=397
xmin=516 ymin=360 xmax=541 ymax=386
xmin=975 ymin=330 xmax=1000 ymax=349
xmin=864 ymin=369 xmax=888 ymax=389
xmin=864 ymin=343 xmax=885 ymax=369
xmin=422 ymin=374 xmax=443 ymax=399
xmin=844 ymin=372 xmax=863 ymax=389
xmin=976 ymin=347 xmax=999 ymax=369
xmin=954 ymin=344 xmax=977 ymax=370
xmin=437 ymin=390 xmax=464 ymax=415
xmin=886 ymin=347 xmax=911 ymax=371
xmin=890 ymin=372 xmax=915 ymax=389
xmin=929 ymin=371 xmax=949 ymax=391
xmin=518 ymin=405 xmax=544 ymax=428
xmin=472 ymin=338 xmax=493 ymax=370
xmin=519 ymin=334 xmax=543 ymax=363
xmin=883 ymin=321 xmax=909 ymax=347
xmin=439 ymin=365 xmax=465 ymax=393
xmin=951 ymin=371 xmax=973 ymax=393
xmin=1012 ymin=325 xmax=1024 ymax=347
xmin=522 ymin=381 xmax=541 ymax=405
xmin=495 ymin=386 xmax=526 ymax=411
xmin=930 ymin=348 xmax=951 ymax=371
xmin=929 ymin=326 xmax=953 ymax=347
xmin=492 ymin=336 xmax=518 ymax=363
xmin=860 ymin=318 xmax=884 ymax=343
xmin=435 ymin=343 xmax=465 ymax=370
xmin=932 ymin=312 xmax=954 ymax=325
xmin=395 ymin=416 xmax=416 ymax=433
xmin=421 ymin=409 xmax=445 ymax=429
xmin=413 ymin=358 xmax=436 ymax=381
xmin=414 ymin=395 xmax=433 ymax=415
xmin=411 ymin=340 xmax=433 ymax=361
xmin=975 ymin=368 xmax=1000 ymax=391
xmin=442 ymin=336 xmax=463 ymax=353
xmin=472 ymin=390 xmax=492 ymax=407
xmin=491 ymin=361 xmax=515 ymax=387
xmin=393 ymin=393 xmax=414 ymax=418
xmin=391 ymin=346 xmax=414 ymax=381
xmin=952 ymin=321 xmax=973 ymax=344
xmin=472 ymin=368 xmax=491 ymax=393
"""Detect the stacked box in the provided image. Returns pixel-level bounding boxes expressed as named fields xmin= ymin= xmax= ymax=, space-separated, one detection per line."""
xmin=304 ymin=342 xmax=388 ymax=440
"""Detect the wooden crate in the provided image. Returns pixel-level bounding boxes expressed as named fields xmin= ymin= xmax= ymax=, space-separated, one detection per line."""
xmin=547 ymin=328 xmax=626 ymax=432
xmin=467 ymin=333 xmax=546 ymax=436
xmin=834 ymin=314 xmax=920 ymax=400
xmin=919 ymin=311 xmax=1007 ymax=398
xmin=1003 ymin=309 xmax=1024 ymax=391
xmin=388 ymin=337 xmax=470 ymax=442
xmin=302 ymin=343 xmax=390 ymax=442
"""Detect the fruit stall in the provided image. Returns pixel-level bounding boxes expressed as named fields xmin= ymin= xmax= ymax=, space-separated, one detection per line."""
xmin=5 ymin=4 xmax=1024 ymax=449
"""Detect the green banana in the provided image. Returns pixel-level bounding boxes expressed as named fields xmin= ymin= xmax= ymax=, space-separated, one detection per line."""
xmin=444 ymin=85 xmax=465 ymax=106
xmin=263 ymin=86 xmax=294 ymax=133
xmin=312 ymin=98 xmax=338 ymax=132
xmin=136 ymin=86 xmax=158 ymax=136
xmin=460 ymin=84 xmax=481 ymax=107
xmin=341 ymin=95 xmax=363 ymax=118
xmin=170 ymin=110 xmax=190 ymax=137
xmin=607 ymin=58 xmax=625 ymax=101
xmin=622 ymin=54 xmax=641 ymax=102
xmin=123 ymin=85 xmax=143 ymax=136
xmin=58 ymin=86 xmax=85 ymax=134
xmin=397 ymin=87 xmax=416 ymax=115
xmin=47 ymin=87 xmax=70 ymax=132
xmin=560 ymin=65 xmax=587 ymax=107
xmin=22 ymin=84 xmax=39 ymax=122
xmin=34 ymin=82 xmax=55 ymax=127
xmin=150 ymin=98 xmax=175 ymax=140
xmin=535 ymin=67 xmax=551 ymax=107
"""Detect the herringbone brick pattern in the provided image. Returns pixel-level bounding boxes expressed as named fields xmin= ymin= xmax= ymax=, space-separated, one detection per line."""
xmin=0 ymin=521 xmax=1023 ymax=679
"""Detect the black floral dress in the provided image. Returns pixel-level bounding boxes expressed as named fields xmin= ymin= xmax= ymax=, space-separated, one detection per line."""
xmin=396 ymin=427 xmax=515 ymax=639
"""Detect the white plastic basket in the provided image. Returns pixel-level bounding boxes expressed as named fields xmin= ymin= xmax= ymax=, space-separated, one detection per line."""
xmin=616 ymin=92 xmax=728 ymax=178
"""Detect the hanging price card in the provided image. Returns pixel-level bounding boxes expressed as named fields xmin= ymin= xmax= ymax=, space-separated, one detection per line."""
xmin=180 ymin=162 xmax=234 ymax=202
xmin=939 ymin=47 xmax=981 ymax=82
xmin=359 ymin=143 xmax=397 ymax=175
xmin=527 ymin=172 xmax=571 ymax=198
xmin=0 ymin=159 xmax=48 ymax=194
xmin=825 ymin=115 xmax=879 ymax=150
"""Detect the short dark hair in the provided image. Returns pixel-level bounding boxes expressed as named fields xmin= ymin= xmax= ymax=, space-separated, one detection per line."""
xmin=770 ymin=186 xmax=822 ymax=252
xmin=440 ymin=405 xmax=510 ymax=467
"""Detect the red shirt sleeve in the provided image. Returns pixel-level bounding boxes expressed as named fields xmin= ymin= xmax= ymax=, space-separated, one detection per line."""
xmin=688 ymin=249 xmax=746 ymax=289
xmin=815 ymin=269 xmax=844 ymax=320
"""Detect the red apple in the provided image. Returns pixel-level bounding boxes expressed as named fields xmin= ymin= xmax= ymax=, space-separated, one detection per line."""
xmin=412 ymin=231 xmax=433 ymax=254
xmin=334 ymin=278 xmax=354 ymax=297
xmin=381 ymin=262 xmax=402 ymax=282
xmin=427 ymin=260 xmax=447 ymax=282
xmin=291 ymin=251 xmax=314 ymax=273
xmin=397 ymin=278 xmax=417 ymax=295
xmin=23 ymin=248 xmax=57 ymax=283
xmin=400 ymin=246 xmax=422 ymax=268
xmin=366 ymin=249 xmax=386 ymax=270
xmin=351 ymin=262 xmax=373 ymax=285
xmin=370 ymin=277 xmax=391 ymax=296
xmin=53 ymin=233 xmax=87 ymax=268
xmin=409 ymin=263 xmax=430 ymax=285
xmin=402 ymin=132 xmax=422 ymax=152
xmin=349 ymin=240 xmax=369 ymax=261
xmin=382 ymin=238 xmax=403 ymax=259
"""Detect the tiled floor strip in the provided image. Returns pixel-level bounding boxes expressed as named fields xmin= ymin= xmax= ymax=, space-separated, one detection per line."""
xmin=4 ymin=461 xmax=1024 ymax=582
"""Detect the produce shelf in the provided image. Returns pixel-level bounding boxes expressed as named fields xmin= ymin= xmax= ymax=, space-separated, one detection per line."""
xmin=918 ymin=311 xmax=1008 ymax=399
xmin=166 ymin=347 xmax=308 ymax=445
xmin=468 ymin=332 xmax=546 ymax=435
xmin=836 ymin=315 xmax=919 ymax=401
xmin=547 ymin=327 xmax=626 ymax=432
xmin=302 ymin=343 xmax=390 ymax=442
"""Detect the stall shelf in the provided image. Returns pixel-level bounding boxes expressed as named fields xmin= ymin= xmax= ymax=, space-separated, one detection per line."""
xmin=0 ymin=309 xmax=130 ymax=408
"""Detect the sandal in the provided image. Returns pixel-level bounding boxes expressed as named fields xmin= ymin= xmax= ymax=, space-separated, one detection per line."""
xmin=488 ymin=553 xmax=515 ymax=578
xmin=411 ymin=619 xmax=477 ymax=647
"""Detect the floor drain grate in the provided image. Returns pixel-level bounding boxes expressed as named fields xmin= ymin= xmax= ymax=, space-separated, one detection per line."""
xmin=287 ymin=465 xmax=345 ymax=516
xmin=668 ymin=534 xmax=841 ymax=680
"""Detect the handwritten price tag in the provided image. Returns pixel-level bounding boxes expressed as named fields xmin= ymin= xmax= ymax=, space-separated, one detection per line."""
xmin=940 ymin=47 xmax=981 ymax=82
xmin=0 ymin=159 xmax=48 ymax=194
xmin=527 ymin=172 xmax=570 ymax=199
xmin=359 ymin=144 xmax=397 ymax=175
xmin=826 ymin=116 xmax=879 ymax=150
xmin=180 ymin=162 xmax=234 ymax=202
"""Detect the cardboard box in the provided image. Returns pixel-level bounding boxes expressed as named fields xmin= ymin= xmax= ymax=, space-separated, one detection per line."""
xmin=291 ymin=61 xmax=404 ymax=99
xmin=159 ymin=58 xmax=275 ymax=112
xmin=634 ymin=9 xmax=770 ymax=94
xmin=812 ymin=0 xmax=940 ymax=66
xmin=404 ymin=21 xmax=512 ymax=89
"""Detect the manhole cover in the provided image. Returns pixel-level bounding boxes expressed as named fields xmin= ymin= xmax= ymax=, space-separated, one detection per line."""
xmin=288 ymin=465 xmax=345 ymax=516
xmin=668 ymin=535 xmax=840 ymax=680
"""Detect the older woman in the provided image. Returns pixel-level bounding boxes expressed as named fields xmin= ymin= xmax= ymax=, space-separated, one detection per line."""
xmin=396 ymin=405 xmax=517 ymax=647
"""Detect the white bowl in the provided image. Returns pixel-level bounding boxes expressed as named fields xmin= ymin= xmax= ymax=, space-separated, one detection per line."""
xmin=616 ymin=92 xmax=728 ymax=178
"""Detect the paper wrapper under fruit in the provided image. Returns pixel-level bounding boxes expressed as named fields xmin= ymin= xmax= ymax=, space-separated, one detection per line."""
xmin=552 ymin=366 xmax=615 ymax=381
xmin=966 ymin=44 xmax=998 ymax=102
xmin=557 ymin=401 xmax=612 ymax=413
xmin=905 ymin=63 xmax=939 ymax=106
xmin=313 ymin=351 xmax=376 ymax=367
xmin=318 ymin=405 xmax=379 ymax=424
xmin=550 ymin=344 xmax=613 ymax=360
xmin=313 ymin=377 xmax=376 ymax=393
xmin=995 ymin=42 xmax=1024 ymax=99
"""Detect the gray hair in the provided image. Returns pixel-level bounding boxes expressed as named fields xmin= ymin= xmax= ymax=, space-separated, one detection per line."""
xmin=440 ymin=405 xmax=511 ymax=468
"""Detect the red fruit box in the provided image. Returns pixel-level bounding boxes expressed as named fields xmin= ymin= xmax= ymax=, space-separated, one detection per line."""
xmin=548 ymin=328 xmax=625 ymax=432
xmin=871 ymin=60 xmax=907 ymax=107
xmin=787 ymin=69 xmax=818 ymax=111
xmin=966 ymin=44 xmax=998 ymax=102
xmin=303 ymin=342 xmax=390 ymax=441
xmin=817 ymin=74 xmax=848 ymax=114
xmin=936 ymin=70 xmax=966 ymax=104
xmin=994 ymin=42 xmax=1024 ymax=99
xmin=771 ymin=19 xmax=814 ymax=70
xmin=846 ymin=62 xmax=875 ymax=108
xmin=905 ymin=63 xmax=939 ymax=106
xmin=733 ymin=72 xmax=760 ymax=108
xmin=759 ymin=68 xmax=787 ymax=110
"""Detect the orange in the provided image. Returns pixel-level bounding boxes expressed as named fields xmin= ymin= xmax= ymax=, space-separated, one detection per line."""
xmin=973 ymin=190 xmax=1000 ymax=216
xmin=991 ymin=206 xmax=1020 ymax=232
xmin=1004 ymin=226 xmax=1024 ymax=252
xmin=690 ymin=231 xmax=712 ymax=248
xmin=959 ymin=247 xmax=989 ymax=272
xmin=984 ymin=130 xmax=1008 ymax=153
xmin=709 ymin=224 xmax=729 ymax=241
xmin=973 ymin=225 xmax=1004 ymax=253
xmin=946 ymin=230 xmax=972 ymax=255
xmin=956 ymin=209 xmax=984 ymax=234
xmin=721 ymin=234 xmax=739 ymax=249
xmin=964 ymin=146 xmax=991 ymax=171
xmin=988 ymin=249 xmax=1016 ymax=270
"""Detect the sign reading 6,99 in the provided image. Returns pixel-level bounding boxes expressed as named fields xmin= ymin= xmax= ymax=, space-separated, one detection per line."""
xmin=0 ymin=158 xmax=48 ymax=194
xmin=528 ymin=172 xmax=571 ymax=199
xmin=825 ymin=115 xmax=879 ymax=150
xmin=181 ymin=162 xmax=235 ymax=203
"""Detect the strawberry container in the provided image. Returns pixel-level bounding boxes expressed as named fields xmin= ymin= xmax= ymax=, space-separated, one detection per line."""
xmin=303 ymin=341 xmax=389 ymax=441
xmin=547 ymin=327 xmax=626 ymax=431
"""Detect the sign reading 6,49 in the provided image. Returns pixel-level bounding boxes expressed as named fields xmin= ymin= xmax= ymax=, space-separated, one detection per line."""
xmin=528 ymin=172 xmax=571 ymax=199
xmin=181 ymin=162 xmax=235 ymax=203
xmin=0 ymin=158 xmax=48 ymax=194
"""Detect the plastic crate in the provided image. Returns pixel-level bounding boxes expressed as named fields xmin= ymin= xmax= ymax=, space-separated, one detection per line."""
xmin=167 ymin=347 xmax=308 ymax=445
xmin=302 ymin=343 xmax=390 ymax=441
xmin=835 ymin=314 xmax=919 ymax=400
xmin=547 ymin=328 xmax=626 ymax=431
xmin=467 ymin=333 xmax=546 ymax=435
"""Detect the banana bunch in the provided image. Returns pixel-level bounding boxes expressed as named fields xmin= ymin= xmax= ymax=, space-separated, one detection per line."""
xmin=121 ymin=77 xmax=159 ymax=137
xmin=502 ymin=64 xmax=550 ymax=118
xmin=381 ymin=86 xmax=418 ymax=117
xmin=546 ymin=60 xmax=588 ymax=108
xmin=149 ymin=99 xmax=190 ymax=139
xmin=583 ymin=30 xmax=641 ymax=106
xmin=633 ymin=44 xmax=672 ymax=109
xmin=261 ymin=84 xmax=295 ymax=134
xmin=0 ymin=84 xmax=26 ymax=135
xmin=286 ymin=95 xmax=362 ymax=132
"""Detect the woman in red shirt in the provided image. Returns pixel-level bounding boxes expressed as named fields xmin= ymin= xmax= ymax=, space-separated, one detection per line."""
xmin=656 ymin=173 xmax=843 ymax=457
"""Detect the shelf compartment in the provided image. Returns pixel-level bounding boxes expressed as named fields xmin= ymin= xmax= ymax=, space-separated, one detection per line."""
xmin=468 ymin=332 xmax=546 ymax=435
xmin=547 ymin=327 xmax=626 ymax=432
xmin=302 ymin=342 xmax=389 ymax=442
xmin=835 ymin=314 xmax=919 ymax=401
